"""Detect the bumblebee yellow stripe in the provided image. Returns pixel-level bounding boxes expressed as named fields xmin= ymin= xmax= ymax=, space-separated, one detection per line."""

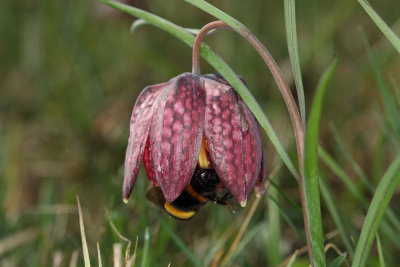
xmin=186 ymin=185 xmax=207 ymax=203
xmin=164 ymin=202 xmax=196 ymax=220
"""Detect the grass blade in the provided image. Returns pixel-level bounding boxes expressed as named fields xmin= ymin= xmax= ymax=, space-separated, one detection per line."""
xmin=96 ymin=243 xmax=102 ymax=267
xmin=150 ymin=208 xmax=202 ymax=267
xmin=359 ymin=27 xmax=400 ymax=142
xmin=140 ymin=228 xmax=150 ymax=267
xmin=98 ymin=0 xmax=299 ymax=181
xmin=330 ymin=124 xmax=400 ymax=233
xmin=358 ymin=0 xmax=400 ymax=54
xmin=319 ymin=178 xmax=354 ymax=258
xmin=327 ymin=253 xmax=347 ymax=267
xmin=284 ymin=0 xmax=306 ymax=126
xmin=77 ymin=196 xmax=91 ymax=267
xmin=352 ymin=155 xmax=400 ymax=267
xmin=318 ymin=147 xmax=367 ymax=206
xmin=376 ymin=235 xmax=387 ymax=267
xmin=302 ymin=59 xmax=338 ymax=266
xmin=319 ymin=146 xmax=400 ymax=250
xmin=267 ymin=176 xmax=283 ymax=266
xmin=286 ymin=251 xmax=299 ymax=267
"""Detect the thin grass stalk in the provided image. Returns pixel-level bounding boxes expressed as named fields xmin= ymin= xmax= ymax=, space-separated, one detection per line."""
xmin=77 ymin=196 xmax=91 ymax=267
xmin=284 ymin=0 xmax=306 ymax=127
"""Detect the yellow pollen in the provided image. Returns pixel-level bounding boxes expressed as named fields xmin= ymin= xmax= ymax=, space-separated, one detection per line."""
xmin=198 ymin=136 xmax=210 ymax=168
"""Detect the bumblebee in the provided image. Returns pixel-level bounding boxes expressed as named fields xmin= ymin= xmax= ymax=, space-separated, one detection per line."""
xmin=147 ymin=168 xmax=234 ymax=220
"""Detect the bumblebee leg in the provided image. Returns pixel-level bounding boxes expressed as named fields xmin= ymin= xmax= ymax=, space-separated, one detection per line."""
xmin=215 ymin=193 xmax=235 ymax=214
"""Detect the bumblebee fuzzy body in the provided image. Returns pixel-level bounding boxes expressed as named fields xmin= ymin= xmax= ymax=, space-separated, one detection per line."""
xmin=147 ymin=168 xmax=232 ymax=220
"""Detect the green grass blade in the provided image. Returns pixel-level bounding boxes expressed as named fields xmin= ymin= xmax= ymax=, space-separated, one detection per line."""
xmin=376 ymin=235 xmax=387 ymax=267
xmin=319 ymin=146 xmax=400 ymax=251
xmin=352 ymin=155 xmax=400 ymax=267
xmin=150 ymin=208 xmax=202 ymax=267
xmin=77 ymin=196 xmax=91 ymax=267
xmin=184 ymin=0 xmax=243 ymax=31
xmin=318 ymin=147 xmax=367 ymax=206
xmin=327 ymin=253 xmax=347 ymax=267
xmin=319 ymin=178 xmax=354 ymax=258
xmin=286 ymin=251 xmax=299 ymax=267
xmin=330 ymin=124 xmax=373 ymax=191
xmin=98 ymin=0 xmax=299 ymax=180
xmin=331 ymin=124 xmax=400 ymax=233
xmin=224 ymin=223 xmax=264 ymax=266
xmin=303 ymin=59 xmax=338 ymax=267
xmin=358 ymin=0 xmax=400 ymax=54
xmin=267 ymin=177 xmax=283 ymax=266
xmin=359 ymin=28 xmax=400 ymax=141
xmin=140 ymin=228 xmax=150 ymax=267
xmin=268 ymin=195 xmax=306 ymax=243
xmin=284 ymin=0 xmax=306 ymax=126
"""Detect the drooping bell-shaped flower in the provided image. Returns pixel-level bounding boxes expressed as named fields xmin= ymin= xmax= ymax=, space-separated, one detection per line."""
xmin=123 ymin=72 xmax=266 ymax=206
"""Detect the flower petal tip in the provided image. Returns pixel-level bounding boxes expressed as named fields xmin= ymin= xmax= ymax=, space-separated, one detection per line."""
xmin=240 ymin=200 xmax=247 ymax=208
xmin=123 ymin=198 xmax=129 ymax=204
xmin=254 ymin=186 xmax=265 ymax=198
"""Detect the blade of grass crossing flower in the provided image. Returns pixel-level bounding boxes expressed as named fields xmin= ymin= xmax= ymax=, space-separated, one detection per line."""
xmin=352 ymin=155 xmax=400 ymax=267
xmin=98 ymin=0 xmax=299 ymax=180
xmin=140 ymin=228 xmax=150 ymax=267
xmin=284 ymin=0 xmax=306 ymax=126
xmin=357 ymin=0 xmax=400 ymax=54
xmin=77 ymin=196 xmax=91 ymax=267
xmin=303 ymin=59 xmax=338 ymax=267
xmin=327 ymin=253 xmax=347 ymax=267
xmin=359 ymin=28 xmax=400 ymax=142
xmin=149 ymin=208 xmax=202 ymax=267
xmin=376 ymin=235 xmax=387 ymax=267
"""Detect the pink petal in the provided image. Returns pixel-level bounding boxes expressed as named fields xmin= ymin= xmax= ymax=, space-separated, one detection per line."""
xmin=143 ymin=136 xmax=157 ymax=186
xmin=255 ymin=146 xmax=267 ymax=197
xmin=238 ymin=98 xmax=264 ymax=196
xmin=202 ymin=77 xmax=262 ymax=205
xmin=123 ymin=81 xmax=173 ymax=201
xmin=150 ymin=74 xmax=206 ymax=202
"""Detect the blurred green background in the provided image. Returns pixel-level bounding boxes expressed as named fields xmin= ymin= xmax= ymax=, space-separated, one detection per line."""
xmin=1 ymin=0 xmax=399 ymax=266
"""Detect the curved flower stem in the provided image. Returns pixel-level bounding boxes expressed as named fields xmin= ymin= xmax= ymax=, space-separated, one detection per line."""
xmin=192 ymin=21 xmax=312 ymax=265
xmin=192 ymin=21 xmax=304 ymax=175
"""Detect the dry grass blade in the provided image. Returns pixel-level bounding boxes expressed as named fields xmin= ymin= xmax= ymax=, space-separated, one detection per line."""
xmin=97 ymin=242 xmax=102 ymax=267
xmin=69 ymin=250 xmax=79 ymax=267
xmin=126 ymin=236 xmax=139 ymax=267
xmin=109 ymin=217 xmax=132 ymax=266
xmin=219 ymin=196 xmax=261 ymax=266
xmin=77 ymin=196 xmax=91 ymax=267
xmin=0 ymin=227 xmax=39 ymax=256
xmin=52 ymin=250 xmax=64 ymax=267
xmin=113 ymin=243 xmax=122 ymax=267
